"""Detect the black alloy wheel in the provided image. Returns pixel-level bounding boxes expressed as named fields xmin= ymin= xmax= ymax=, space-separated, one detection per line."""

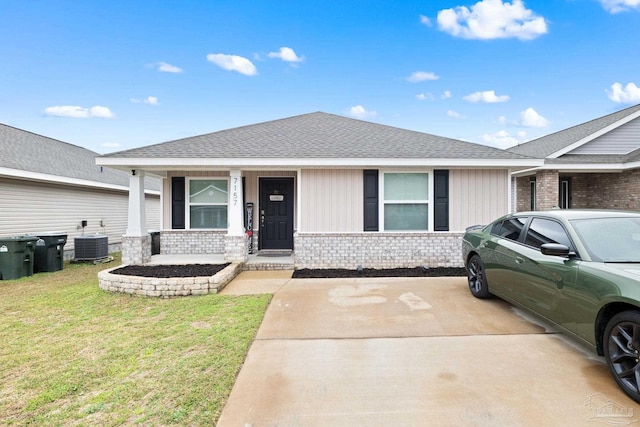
xmin=604 ymin=311 xmax=640 ymax=403
xmin=466 ymin=254 xmax=491 ymax=299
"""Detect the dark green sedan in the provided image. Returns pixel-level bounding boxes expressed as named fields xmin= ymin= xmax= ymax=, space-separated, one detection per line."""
xmin=462 ymin=210 xmax=640 ymax=403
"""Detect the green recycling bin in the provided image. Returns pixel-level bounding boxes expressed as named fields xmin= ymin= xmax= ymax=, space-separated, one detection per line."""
xmin=34 ymin=233 xmax=68 ymax=273
xmin=0 ymin=236 xmax=38 ymax=280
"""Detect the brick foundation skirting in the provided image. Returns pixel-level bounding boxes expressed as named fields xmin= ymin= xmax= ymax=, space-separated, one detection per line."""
xmin=294 ymin=232 xmax=464 ymax=269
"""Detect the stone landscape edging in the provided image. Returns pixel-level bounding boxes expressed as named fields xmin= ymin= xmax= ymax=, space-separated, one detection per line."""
xmin=98 ymin=262 xmax=242 ymax=297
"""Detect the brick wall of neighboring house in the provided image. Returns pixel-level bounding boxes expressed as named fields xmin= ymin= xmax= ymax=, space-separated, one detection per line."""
xmin=516 ymin=168 xmax=640 ymax=212
xmin=571 ymin=169 xmax=640 ymax=210
xmin=535 ymin=170 xmax=559 ymax=211
xmin=515 ymin=176 xmax=533 ymax=212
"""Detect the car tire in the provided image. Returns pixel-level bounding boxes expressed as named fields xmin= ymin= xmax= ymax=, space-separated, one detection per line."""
xmin=604 ymin=311 xmax=640 ymax=404
xmin=466 ymin=254 xmax=492 ymax=299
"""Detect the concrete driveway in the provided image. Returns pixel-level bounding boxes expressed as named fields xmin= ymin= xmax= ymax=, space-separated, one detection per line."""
xmin=217 ymin=272 xmax=637 ymax=426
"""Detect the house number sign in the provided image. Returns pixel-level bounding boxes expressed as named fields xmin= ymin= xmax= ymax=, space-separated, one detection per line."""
xmin=269 ymin=194 xmax=284 ymax=202
xmin=232 ymin=177 xmax=239 ymax=206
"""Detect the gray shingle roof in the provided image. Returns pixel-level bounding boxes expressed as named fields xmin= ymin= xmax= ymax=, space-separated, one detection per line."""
xmin=101 ymin=112 xmax=531 ymax=161
xmin=508 ymin=103 xmax=640 ymax=158
xmin=0 ymin=123 xmax=160 ymax=191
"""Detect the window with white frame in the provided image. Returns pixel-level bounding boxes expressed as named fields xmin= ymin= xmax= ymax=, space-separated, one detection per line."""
xmin=188 ymin=178 xmax=228 ymax=229
xmin=383 ymin=172 xmax=429 ymax=231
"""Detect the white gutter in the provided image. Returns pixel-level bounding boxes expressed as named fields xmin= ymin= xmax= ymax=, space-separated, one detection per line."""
xmin=96 ymin=157 xmax=543 ymax=169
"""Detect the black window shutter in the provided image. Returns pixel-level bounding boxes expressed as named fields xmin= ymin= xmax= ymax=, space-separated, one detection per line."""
xmin=434 ymin=170 xmax=449 ymax=231
xmin=171 ymin=177 xmax=185 ymax=229
xmin=363 ymin=170 xmax=379 ymax=231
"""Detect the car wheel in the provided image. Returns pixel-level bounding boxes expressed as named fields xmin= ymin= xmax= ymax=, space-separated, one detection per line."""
xmin=604 ymin=311 xmax=640 ymax=404
xmin=466 ymin=254 xmax=491 ymax=299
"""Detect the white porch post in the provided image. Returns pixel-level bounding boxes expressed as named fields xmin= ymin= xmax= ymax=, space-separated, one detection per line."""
xmin=227 ymin=170 xmax=244 ymax=235
xmin=225 ymin=169 xmax=248 ymax=262
xmin=126 ymin=170 xmax=147 ymax=236
xmin=122 ymin=170 xmax=151 ymax=265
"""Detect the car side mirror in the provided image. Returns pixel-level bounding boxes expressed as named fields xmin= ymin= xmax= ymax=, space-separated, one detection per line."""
xmin=541 ymin=243 xmax=571 ymax=257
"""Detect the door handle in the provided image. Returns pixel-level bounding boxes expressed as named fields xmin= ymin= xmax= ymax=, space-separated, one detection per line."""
xmin=260 ymin=210 xmax=265 ymax=228
xmin=515 ymin=256 xmax=524 ymax=264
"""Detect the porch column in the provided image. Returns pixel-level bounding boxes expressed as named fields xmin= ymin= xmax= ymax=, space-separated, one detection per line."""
xmin=122 ymin=170 xmax=151 ymax=265
xmin=225 ymin=169 xmax=248 ymax=263
xmin=535 ymin=170 xmax=559 ymax=211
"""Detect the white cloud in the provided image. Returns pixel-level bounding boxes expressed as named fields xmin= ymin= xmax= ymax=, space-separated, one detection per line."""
xmin=416 ymin=93 xmax=435 ymax=101
xmin=268 ymin=47 xmax=304 ymax=63
xmin=447 ymin=110 xmax=466 ymax=119
xmin=349 ymin=105 xmax=377 ymax=119
xmin=44 ymin=105 xmax=114 ymax=118
xmin=131 ymin=96 xmax=159 ymax=105
xmin=420 ymin=14 xmax=432 ymax=26
xmin=442 ymin=90 xmax=452 ymax=99
xmin=437 ymin=0 xmax=547 ymax=40
xmin=607 ymin=82 xmax=640 ymax=103
xmin=481 ymin=130 xmax=522 ymax=148
xmin=157 ymin=62 xmax=183 ymax=73
xmin=600 ymin=0 xmax=640 ymax=13
xmin=463 ymin=90 xmax=510 ymax=103
xmin=407 ymin=71 xmax=439 ymax=82
xmin=206 ymin=53 xmax=258 ymax=76
xmin=518 ymin=107 xmax=548 ymax=127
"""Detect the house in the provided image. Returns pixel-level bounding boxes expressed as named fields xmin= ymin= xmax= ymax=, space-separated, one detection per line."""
xmin=0 ymin=123 xmax=161 ymax=259
xmin=509 ymin=103 xmax=640 ymax=212
xmin=96 ymin=112 xmax=540 ymax=268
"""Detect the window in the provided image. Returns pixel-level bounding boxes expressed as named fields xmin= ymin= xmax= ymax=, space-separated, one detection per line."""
xmin=188 ymin=179 xmax=228 ymax=229
xmin=491 ymin=217 xmax=528 ymax=241
xmin=525 ymin=218 xmax=573 ymax=250
xmin=530 ymin=178 xmax=536 ymax=210
xmin=383 ymin=173 xmax=429 ymax=231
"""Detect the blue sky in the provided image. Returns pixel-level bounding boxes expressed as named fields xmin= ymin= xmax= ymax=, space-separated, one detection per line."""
xmin=1 ymin=0 xmax=639 ymax=153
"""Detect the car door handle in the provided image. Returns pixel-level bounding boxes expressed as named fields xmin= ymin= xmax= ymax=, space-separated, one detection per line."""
xmin=515 ymin=256 xmax=524 ymax=264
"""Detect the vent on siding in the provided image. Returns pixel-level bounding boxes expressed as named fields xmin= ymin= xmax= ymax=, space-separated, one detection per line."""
xmin=74 ymin=235 xmax=108 ymax=261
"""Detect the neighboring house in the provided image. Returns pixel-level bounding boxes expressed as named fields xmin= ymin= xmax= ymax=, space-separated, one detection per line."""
xmin=0 ymin=123 xmax=161 ymax=259
xmin=96 ymin=112 xmax=540 ymax=268
xmin=509 ymin=103 xmax=640 ymax=212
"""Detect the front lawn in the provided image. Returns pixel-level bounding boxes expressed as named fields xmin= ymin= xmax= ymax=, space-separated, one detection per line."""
xmin=0 ymin=254 xmax=271 ymax=426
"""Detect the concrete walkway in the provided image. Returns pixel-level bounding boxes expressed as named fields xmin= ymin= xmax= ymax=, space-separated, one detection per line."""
xmin=217 ymin=273 xmax=636 ymax=426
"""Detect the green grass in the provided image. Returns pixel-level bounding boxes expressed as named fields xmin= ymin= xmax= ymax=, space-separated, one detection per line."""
xmin=0 ymin=254 xmax=271 ymax=426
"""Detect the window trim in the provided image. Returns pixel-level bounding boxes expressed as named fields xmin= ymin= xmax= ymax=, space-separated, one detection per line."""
xmin=186 ymin=177 xmax=229 ymax=230
xmin=379 ymin=171 xmax=432 ymax=232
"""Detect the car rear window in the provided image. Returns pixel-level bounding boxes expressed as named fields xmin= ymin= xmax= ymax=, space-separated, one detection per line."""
xmin=491 ymin=217 xmax=528 ymax=241
xmin=525 ymin=218 xmax=573 ymax=250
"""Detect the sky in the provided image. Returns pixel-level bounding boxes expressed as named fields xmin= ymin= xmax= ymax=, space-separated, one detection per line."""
xmin=1 ymin=0 xmax=640 ymax=154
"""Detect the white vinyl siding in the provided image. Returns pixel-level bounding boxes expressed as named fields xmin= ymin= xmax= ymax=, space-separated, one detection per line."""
xmin=570 ymin=118 xmax=640 ymax=155
xmin=449 ymin=169 xmax=509 ymax=231
xmin=299 ymin=169 xmax=363 ymax=232
xmin=0 ymin=177 xmax=160 ymax=251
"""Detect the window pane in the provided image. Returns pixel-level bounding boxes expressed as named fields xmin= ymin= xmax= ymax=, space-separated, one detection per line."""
xmin=190 ymin=206 xmax=227 ymax=229
xmin=189 ymin=180 xmax=228 ymax=204
xmin=497 ymin=217 xmax=528 ymax=241
xmin=384 ymin=173 xmax=428 ymax=200
xmin=525 ymin=218 xmax=572 ymax=249
xmin=384 ymin=204 xmax=428 ymax=230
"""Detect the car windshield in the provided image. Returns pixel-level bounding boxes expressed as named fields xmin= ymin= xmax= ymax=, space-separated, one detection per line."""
xmin=571 ymin=217 xmax=640 ymax=262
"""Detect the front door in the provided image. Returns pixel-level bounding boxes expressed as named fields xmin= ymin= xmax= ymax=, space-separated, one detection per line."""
xmin=259 ymin=178 xmax=294 ymax=250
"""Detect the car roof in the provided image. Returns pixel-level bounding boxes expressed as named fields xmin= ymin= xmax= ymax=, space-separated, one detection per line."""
xmin=510 ymin=209 xmax=640 ymax=221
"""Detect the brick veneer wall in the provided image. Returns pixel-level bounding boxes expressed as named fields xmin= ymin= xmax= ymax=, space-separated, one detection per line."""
xmin=160 ymin=230 xmax=225 ymax=254
xmin=294 ymin=232 xmax=464 ymax=269
xmin=535 ymin=170 xmax=559 ymax=211
xmin=122 ymin=235 xmax=151 ymax=265
xmin=572 ymin=170 xmax=640 ymax=209
xmin=515 ymin=176 xmax=533 ymax=212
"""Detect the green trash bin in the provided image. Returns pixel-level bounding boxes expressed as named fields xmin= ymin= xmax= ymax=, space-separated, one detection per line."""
xmin=34 ymin=233 xmax=68 ymax=273
xmin=0 ymin=236 xmax=38 ymax=280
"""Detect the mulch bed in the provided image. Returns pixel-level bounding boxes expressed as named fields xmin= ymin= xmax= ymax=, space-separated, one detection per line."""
xmin=109 ymin=264 xmax=467 ymax=279
xmin=110 ymin=263 xmax=230 ymax=278
xmin=292 ymin=267 xmax=467 ymax=278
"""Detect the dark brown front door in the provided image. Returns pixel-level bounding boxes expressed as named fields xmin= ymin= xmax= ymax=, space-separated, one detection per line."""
xmin=259 ymin=178 xmax=294 ymax=250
